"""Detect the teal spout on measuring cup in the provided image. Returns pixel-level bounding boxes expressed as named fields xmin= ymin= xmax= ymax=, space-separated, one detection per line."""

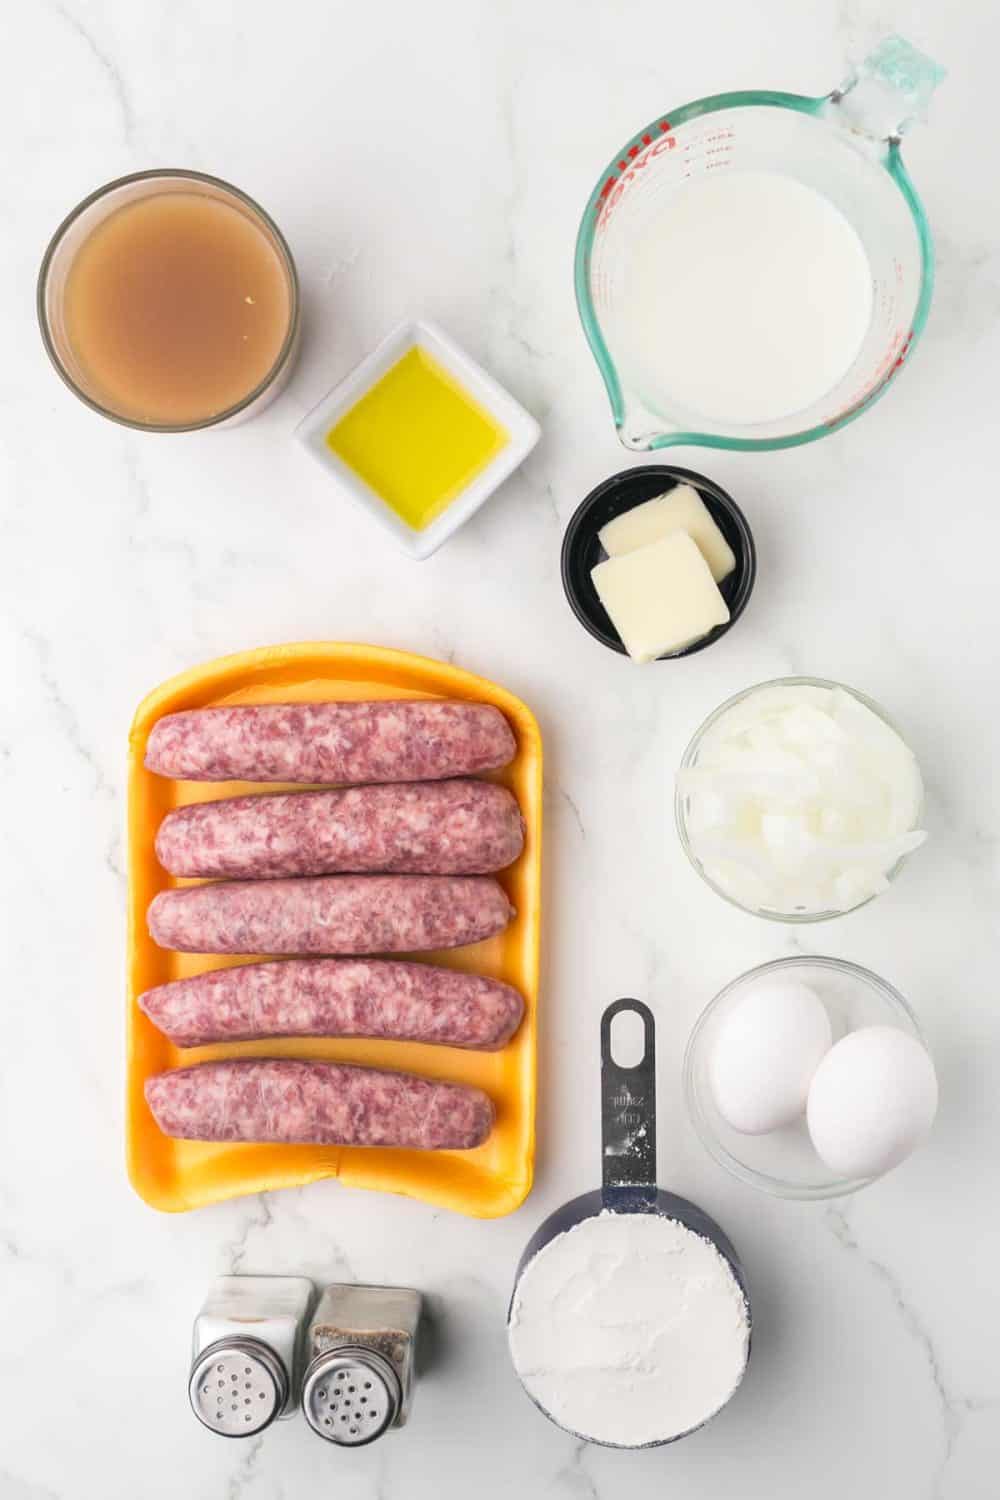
xmin=575 ymin=36 xmax=946 ymax=453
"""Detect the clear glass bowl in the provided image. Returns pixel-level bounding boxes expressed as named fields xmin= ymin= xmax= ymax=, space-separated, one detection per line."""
xmin=37 ymin=169 xmax=300 ymax=432
xmin=675 ymin=675 xmax=924 ymax=922
xmin=684 ymin=956 xmax=925 ymax=1199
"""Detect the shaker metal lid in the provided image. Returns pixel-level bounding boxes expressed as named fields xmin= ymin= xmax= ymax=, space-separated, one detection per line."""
xmin=302 ymin=1346 xmax=401 ymax=1446
xmin=189 ymin=1337 xmax=288 ymax=1438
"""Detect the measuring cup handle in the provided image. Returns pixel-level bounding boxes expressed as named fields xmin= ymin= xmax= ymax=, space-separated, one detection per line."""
xmin=831 ymin=35 xmax=945 ymax=140
xmin=600 ymin=999 xmax=658 ymax=1209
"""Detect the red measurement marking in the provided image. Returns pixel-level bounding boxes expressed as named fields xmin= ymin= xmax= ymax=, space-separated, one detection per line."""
xmin=824 ymin=330 xmax=914 ymax=426
xmin=595 ymin=123 xmax=675 ymax=228
xmin=891 ymin=331 xmax=913 ymax=373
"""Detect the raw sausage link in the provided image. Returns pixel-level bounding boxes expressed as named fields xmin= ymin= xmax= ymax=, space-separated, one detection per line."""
xmin=147 ymin=875 xmax=514 ymax=955
xmin=144 ymin=1058 xmax=494 ymax=1149
xmin=145 ymin=700 xmax=516 ymax=784
xmin=139 ymin=958 xmax=525 ymax=1050
xmin=155 ymin=779 xmax=525 ymax=879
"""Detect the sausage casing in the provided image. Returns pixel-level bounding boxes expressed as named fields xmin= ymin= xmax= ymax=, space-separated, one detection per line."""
xmin=147 ymin=875 xmax=514 ymax=955
xmin=144 ymin=1058 xmax=495 ymax=1149
xmin=139 ymin=957 xmax=525 ymax=1050
xmin=145 ymin=699 xmax=516 ymax=784
xmin=155 ymin=779 xmax=524 ymax=879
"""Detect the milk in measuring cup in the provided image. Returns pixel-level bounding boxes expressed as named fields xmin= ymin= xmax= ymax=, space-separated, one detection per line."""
xmin=622 ymin=170 xmax=873 ymax=427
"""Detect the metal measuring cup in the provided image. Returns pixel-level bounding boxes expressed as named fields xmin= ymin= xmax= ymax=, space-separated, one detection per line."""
xmin=508 ymin=998 xmax=752 ymax=1447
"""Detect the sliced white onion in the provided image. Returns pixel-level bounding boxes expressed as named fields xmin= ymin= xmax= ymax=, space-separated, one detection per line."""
xmin=680 ymin=684 xmax=926 ymax=915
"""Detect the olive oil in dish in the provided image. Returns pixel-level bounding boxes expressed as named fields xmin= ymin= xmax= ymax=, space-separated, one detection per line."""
xmin=325 ymin=346 xmax=509 ymax=532
xmin=297 ymin=320 xmax=540 ymax=558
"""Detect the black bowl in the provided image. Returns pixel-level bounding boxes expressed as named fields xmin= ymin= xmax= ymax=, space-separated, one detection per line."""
xmin=560 ymin=465 xmax=757 ymax=659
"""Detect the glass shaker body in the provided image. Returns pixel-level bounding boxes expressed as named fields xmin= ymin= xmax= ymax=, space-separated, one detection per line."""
xmin=189 ymin=1275 xmax=314 ymax=1436
xmin=302 ymin=1284 xmax=422 ymax=1446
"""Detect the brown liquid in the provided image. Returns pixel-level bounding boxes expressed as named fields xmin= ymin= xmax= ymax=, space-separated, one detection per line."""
xmin=62 ymin=191 xmax=292 ymax=426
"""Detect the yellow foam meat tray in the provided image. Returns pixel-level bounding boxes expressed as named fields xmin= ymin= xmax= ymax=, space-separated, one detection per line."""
xmin=126 ymin=642 xmax=542 ymax=1216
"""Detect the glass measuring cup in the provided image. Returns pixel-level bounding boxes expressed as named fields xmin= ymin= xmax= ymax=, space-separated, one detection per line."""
xmin=575 ymin=36 xmax=945 ymax=451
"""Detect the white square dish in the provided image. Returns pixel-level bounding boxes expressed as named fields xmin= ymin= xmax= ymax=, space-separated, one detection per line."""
xmin=296 ymin=319 xmax=541 ymax=559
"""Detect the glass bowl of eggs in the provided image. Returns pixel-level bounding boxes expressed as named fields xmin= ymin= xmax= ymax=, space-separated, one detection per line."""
xmin=683 ymin=956 xmax=937 ymax=1199
xmin=675 ymin=677 xmax=927 ymax=921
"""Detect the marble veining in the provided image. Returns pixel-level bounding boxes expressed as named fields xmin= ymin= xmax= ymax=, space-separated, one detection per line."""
xmin=825 ymin=1204 xmax=1000 ymax=1500
xmin=1 ymin=0 xmax=997 ymax=1496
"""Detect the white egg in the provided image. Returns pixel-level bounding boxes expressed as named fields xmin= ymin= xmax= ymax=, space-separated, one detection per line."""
xmin=709 ymin=980 xmax=833 ymax=1135
xmin=807 ymin=1026 xmax=938 ymax=1179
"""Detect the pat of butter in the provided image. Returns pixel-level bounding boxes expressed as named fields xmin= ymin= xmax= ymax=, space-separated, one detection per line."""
xmin=598 ymin=484 xmax=736 ymax=582
xmin=591 ymin=530 xmax=730 ymax=662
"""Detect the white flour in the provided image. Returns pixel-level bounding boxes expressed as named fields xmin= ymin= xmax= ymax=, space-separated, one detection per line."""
xmin=621 ymin=169 xmax=873 ymax=426
xmin=508 ymin=1211 xmax=749 ymax=1446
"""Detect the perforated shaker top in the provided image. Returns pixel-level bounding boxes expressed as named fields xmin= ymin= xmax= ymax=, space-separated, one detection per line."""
xmin=189 ymin=1337 xmax=287 ymax=1437
xmin=302 ymin=1347 xmax=401 ymax=1446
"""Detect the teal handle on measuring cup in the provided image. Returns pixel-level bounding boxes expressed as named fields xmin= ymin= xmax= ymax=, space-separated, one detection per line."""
xmin=833 ymin=35 xmax=947 ymax=141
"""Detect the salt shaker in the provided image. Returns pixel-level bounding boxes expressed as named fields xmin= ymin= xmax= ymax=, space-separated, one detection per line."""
xmin=301 ymin=1284 xmax=422 ymax=1446
xmin=189 ymin=1275 xmax=313 ymax=1437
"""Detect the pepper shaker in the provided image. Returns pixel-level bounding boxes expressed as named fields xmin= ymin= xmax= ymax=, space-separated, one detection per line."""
xmin=301 ymin=1284 xmax=422 ymax=1446
xmin=189 ymin=1275 xmax=313 ymax=1437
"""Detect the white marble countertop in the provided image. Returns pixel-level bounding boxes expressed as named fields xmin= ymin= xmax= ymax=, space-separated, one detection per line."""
xmin=1 ymin=2 xmax=997 ymax=1496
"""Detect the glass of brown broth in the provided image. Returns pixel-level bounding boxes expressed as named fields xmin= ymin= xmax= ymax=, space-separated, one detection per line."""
xmin=38 ymin=170 xmax=299 ymax=431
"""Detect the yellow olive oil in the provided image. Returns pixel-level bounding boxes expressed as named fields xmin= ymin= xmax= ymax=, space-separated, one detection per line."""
xmin=326 ymin=346 xmax=509 ymax=531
